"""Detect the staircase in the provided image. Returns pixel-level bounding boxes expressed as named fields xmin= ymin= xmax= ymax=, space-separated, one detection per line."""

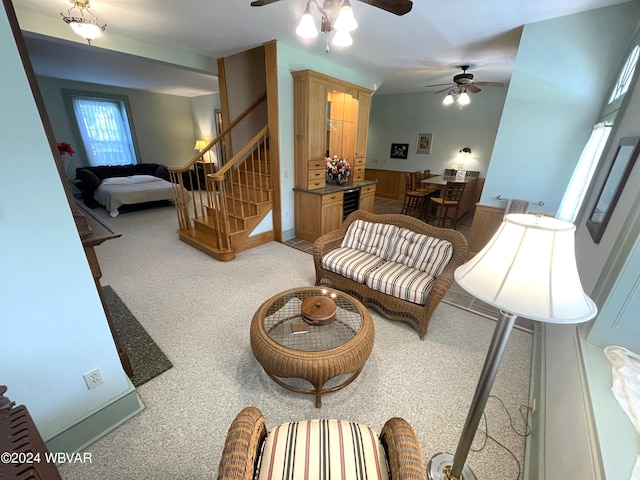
xmin=168 ymin=95 xmax=273 ymax=261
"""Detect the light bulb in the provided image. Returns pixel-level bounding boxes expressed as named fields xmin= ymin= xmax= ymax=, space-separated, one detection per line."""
xmin=443 ymin=93 xmax=454 ymax=105
xmin=296 ymin=4 xmax=318 ymax=38
xmin=332 ymin=30 xmax=353 ymax=47
xmin=457 ymin=91 xmax=470 ymax=105
xmin=334 ymin=0 xmax=358 ymax=32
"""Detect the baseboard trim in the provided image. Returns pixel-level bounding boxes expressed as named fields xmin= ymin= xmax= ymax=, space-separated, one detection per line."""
xmin=524 ymin=322 xmax=544 ymax=479
xmin=45 ymin=382 xmax=144 ymax=455
xmin=282 ymin=227 xmax=296 ymax=242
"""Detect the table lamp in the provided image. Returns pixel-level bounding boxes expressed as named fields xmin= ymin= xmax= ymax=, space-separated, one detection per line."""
xmin=428 ymin=213 xmax=598 ymax=480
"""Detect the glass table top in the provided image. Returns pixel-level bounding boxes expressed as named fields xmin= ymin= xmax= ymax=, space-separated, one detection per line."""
xmin=261 ymin=288 xmax=363 ymax=352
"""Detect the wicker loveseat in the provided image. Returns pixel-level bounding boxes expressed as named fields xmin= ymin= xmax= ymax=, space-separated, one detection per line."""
xmin=313 ymin=210 xmax=468 ymax=339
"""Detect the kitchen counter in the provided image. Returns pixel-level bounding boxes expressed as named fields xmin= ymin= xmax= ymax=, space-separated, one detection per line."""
xmin=293 ymin=179 xmax=377 ymax=195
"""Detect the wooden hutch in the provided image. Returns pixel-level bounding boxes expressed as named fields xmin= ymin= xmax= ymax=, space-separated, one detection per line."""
xmin=292 ymin=70 xmax=376 ymax=242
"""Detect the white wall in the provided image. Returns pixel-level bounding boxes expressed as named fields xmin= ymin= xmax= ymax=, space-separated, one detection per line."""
xmin=367 ymin=87 xmax=507 ymax=176
xmin=577 ymin=41 xmax=640 ymax=349
xmin=576 ymin=66 xmax=640 ymax=297
xmin=481 ymin=4 xmax=638 ymax=215
xmin=0 ymin=8 xmax=132 ymax=440
xmin=190 ymin=93 xmax=221 ymax=144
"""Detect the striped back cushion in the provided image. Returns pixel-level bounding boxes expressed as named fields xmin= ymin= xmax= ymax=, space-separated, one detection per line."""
xmin=257 ymin=419 xmax=389 ymax=480
xmin=341 ymin=220 xmax=399 ymax=259
xmin=386 ymin=228 xmax=453 ymax=277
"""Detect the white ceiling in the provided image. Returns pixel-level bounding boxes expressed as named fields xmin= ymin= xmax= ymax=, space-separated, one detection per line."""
xmin=14 ymin=0 xmax=632 ymax=97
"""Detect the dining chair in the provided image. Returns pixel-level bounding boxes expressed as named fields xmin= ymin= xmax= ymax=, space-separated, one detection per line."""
xmin=426 ymin=181 xmax=467 ymax=229
xmin=401 ymin=172 xmax=429 ymax=217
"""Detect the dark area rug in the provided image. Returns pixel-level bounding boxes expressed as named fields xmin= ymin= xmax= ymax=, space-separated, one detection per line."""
xmin=103 ymin=285 xmax=173 ymax=387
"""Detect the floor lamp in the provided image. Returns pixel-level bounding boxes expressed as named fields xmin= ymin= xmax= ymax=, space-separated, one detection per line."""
xmin=428 ymin=214 xmax=598 ymax=480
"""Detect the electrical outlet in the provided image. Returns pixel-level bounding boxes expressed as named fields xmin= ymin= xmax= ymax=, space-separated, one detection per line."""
xmin=83 ymin=368 xmax=104 ymax=390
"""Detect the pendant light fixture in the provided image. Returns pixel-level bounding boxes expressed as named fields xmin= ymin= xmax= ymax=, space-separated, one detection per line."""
xmin=442 ymin=90 xmax=456 ymax=105
xmin=61 ymin=0 xmax=106 ymax=45
xmin=457 ymin=88 xmax=471 ymax=106
xmin=296 ymin=0 xmax=358 ymax=51
xmin=442 ymin=87 xmax=471 ymax=107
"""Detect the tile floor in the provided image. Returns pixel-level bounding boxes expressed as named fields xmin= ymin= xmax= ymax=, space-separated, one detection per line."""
xmin=284 ymin=197 xmax=533 ymax=332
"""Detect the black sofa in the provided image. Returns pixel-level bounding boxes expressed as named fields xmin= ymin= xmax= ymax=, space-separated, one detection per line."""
xmin=75 ymin=163 xmax=169 ymax=207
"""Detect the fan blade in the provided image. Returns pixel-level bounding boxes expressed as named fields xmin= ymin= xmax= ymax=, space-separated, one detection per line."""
xmin=250 ymin=0 xmax=281 ymax=6
xmin=356 ymin=0 xmax=413 ymax=16
xmin=424 ymin=83 xmax=455 ymax=88
xmin=434 ymin=86 xmax=454 ymax=94
xmin=466 ymin=84 xmax=481 ymax=93
xmin=474 ymin=81 xmax=504 ymax=87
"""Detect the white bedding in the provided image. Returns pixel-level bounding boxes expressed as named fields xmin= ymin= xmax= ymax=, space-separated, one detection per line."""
xmin=94 ymin=176 xmax=188 ymax=217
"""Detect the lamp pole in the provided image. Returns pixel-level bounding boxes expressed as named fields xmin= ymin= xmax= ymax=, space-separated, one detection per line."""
xmin=428 ymin=312 xmax=516 ymax=480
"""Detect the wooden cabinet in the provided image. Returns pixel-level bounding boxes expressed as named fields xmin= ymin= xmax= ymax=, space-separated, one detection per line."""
xmin=321 ymin=192 xmax=344 ymax=234
xmin=295 ymin=190 xmax=344 ymax=242
xmin=292 ymin=70 xmax=374 ymax=241
xmin=360 ymin=184 xmax=376 ymax=212
xmin=292 ymin=70 xmax=373 ymax=190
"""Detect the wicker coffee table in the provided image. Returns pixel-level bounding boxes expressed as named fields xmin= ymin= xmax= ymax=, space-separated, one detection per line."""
xmin=250 ymin=287 xmax=374 ymax=407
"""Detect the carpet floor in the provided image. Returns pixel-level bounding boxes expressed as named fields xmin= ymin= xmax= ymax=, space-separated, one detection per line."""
xmin=104 ymin=285 xmax=173 ymax=387
xmin=58 ymin=205 xmax=532 ymax=480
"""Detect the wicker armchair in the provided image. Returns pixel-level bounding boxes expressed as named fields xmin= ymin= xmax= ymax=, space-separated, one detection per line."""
xmin=313 ymin=210 xmax=468 ymax=340
xmin=216 ymin=407 xmax=426 ymax=480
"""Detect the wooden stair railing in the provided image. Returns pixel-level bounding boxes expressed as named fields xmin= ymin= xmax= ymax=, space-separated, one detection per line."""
xmin=168 ymin=95 xmax=272 ymax=261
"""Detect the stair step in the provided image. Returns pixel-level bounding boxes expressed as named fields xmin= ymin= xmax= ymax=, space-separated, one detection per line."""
xmin=233 ymin=171 xmax=273 ymax=189
xmin=210 ymin=198 xmax=258 ymax=217
xmin=178 ymin=229 xmax=236 ymax=262
xmin=226 ymin=184 xmax=272 ymax=203
xmin=193 ymin=215 xmax=244 ymax=238
xmin=240 ymin=159 xmax=270 ymax=173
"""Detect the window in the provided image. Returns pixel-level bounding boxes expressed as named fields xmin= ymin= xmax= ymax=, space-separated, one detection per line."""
xmin=557 ymin=43 xmax=639 ymax=222
xmin=68 ymin=93 xmax=138 ymax=167
xmin=557 ymin=123 xmax=612 ymax=222
xmin=608 ymin=45 xmax=639 ymax=104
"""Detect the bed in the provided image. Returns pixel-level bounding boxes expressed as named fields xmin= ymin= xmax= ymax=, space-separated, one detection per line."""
xmin=94 ymin=175 xmax=190 ymax=217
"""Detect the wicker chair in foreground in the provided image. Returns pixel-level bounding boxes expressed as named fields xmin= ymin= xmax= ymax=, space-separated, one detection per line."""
xmin=313 ymin=210 xmax=468 ymax=339
xmin=216 ymin=407 xmax=426 ymax=480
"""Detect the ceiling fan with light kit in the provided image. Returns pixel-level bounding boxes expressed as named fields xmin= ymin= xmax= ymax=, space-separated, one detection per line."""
xmin=425 ymin=65 xmax=504 ymax=106
xmin=251 ymin=0 xmax=413 ymax=51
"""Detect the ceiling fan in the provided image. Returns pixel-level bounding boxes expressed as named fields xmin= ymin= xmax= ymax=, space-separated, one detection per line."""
xmin=424 ymin=65 xmax=504 ymax=94
xmin=250 ymin=0 xmax=413 ymax=18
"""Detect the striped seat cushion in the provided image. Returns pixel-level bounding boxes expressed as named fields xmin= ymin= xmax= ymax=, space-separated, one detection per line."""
xmin=365 ymin=261 xmax=436 ymax=305
xmin=322 ymin=248 xmax=385 ymax=284
xmin=257 ymin=420 xmax=389 ymax=480
xmin=385 ymin=228 xmax=453 ymax=277
xmin=341 ymin=220 xmax=399 ymax=259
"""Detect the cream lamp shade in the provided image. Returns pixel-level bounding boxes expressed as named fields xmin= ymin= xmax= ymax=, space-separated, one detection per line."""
xmin=194 ymin=140 xmax=207 ymax=151
xmin=455 ymin=213 xmax=597 ymax=323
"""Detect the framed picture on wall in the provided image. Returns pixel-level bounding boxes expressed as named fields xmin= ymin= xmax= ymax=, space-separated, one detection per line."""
xmin=586 ymin=136 xmax=640 ymax=243
xmin=416 ymin=133 xmax=432 ymax=154
xmin=390 ymin=143 xmax=409 ymax=159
